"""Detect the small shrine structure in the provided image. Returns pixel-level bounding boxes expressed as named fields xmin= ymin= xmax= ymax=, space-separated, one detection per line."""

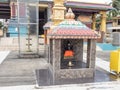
xmin=47 ymin=8 xmax=100 ymax=83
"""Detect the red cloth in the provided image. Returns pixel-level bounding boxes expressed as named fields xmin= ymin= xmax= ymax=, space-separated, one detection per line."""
xmin=64 ymin=50 xmax=74 ymax=57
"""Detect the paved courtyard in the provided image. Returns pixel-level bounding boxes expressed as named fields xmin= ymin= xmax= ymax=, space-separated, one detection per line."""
xmin=0 ymin=50 xmax=118 ymax=86
xmin=0 ymin=38 xmax=119 ymax=89
xmin=0 ymin=51 xmax=48 ymax=86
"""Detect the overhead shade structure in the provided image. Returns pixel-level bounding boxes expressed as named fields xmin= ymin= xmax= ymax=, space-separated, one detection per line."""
xmin=0 ymin=1 xmax=11 ymax=19
xmin=65 ymin=1 xmax=113 ymax=12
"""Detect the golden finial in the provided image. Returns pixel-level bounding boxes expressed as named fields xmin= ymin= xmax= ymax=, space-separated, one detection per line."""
xmin=65 ymin=8 xmax=75 ymax=20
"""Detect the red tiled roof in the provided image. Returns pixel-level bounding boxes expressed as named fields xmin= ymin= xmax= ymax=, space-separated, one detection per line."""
xmin=49 ymin=29 xmax=99 ymax=39
xmin=43 ymin=21 xmax=53 ymax=30
xmin=48 ymin=20 xmax=100 ymax=39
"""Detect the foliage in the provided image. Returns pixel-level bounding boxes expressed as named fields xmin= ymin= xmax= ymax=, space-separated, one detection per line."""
xmin=107 ymin=0 xmax=120 ymax=20
xmin=112 ymin=0 xmax=120 ymax=10
xmin=0 ymin=21 xmax=3 ymax=29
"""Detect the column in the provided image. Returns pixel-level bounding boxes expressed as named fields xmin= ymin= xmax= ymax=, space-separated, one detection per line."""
xmin=52 ymin=39 xmax=61 ymax=82
xmin=52 ymin=0 xmax=66 ymax=25
xmin=53 ymin=39 xmax=61 ymax=70
xmin=49 ymin=39 xmax=53 ymax=65
xmin=92 ymin=13 xmax=96 ymax=30
xmin=74 ymin=39 xmax=84 ymax=62
xmin=10 ymin=2 xmax=16 ymax=18
xmin=47 ymin=4 xmax=52 ymax=21
xmin=100 ymin=11 xmax=107 ymax=32
xmin=87 ymin=39 xmax=96 ymax=68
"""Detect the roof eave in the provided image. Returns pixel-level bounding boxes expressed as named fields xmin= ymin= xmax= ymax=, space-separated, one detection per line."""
xmin=65 ymin=1 xmax=113 ymax=11
xmin=48 ymin=35 xmax=100 ymax=39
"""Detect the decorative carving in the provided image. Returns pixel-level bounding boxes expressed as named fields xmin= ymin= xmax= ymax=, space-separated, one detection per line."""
xmin=54 ymin=10 xmax=64 ymax=19
xmin=52 ymin=0 xmax=66 ymax=25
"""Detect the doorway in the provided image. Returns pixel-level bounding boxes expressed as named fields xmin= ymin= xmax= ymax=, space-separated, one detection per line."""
xmin=39 ymin=8 xmax=47 ymax=35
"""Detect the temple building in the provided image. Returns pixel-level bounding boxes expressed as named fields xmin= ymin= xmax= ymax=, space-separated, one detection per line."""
xmin=8 ymin=0 xmax=113 ymax=42
xmin=40 ymin=0 xmax=113 ymax=42
xmin=0 ymin=0 xmax=113 ymax=56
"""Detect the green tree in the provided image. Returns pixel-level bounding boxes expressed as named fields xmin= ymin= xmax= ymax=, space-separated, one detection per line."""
xmin=0 ymin=21 xmax=3 ymax=29
xmin=112 ymin=0 xmax=120 ymax=10
xmin=107 ymin=0 xmax=120 ymax=19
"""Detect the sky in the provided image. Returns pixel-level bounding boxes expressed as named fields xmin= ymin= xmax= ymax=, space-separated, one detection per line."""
xmin=0 ymin=19 xmax=3 ymax=22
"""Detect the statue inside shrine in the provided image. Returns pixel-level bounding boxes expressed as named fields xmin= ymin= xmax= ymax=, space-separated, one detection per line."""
xmin=64 ymin=41 xmax=74 ymax=67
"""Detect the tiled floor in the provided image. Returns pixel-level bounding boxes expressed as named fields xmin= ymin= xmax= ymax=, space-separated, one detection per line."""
xmin=0 ymin=50 xmax=119 ymax=90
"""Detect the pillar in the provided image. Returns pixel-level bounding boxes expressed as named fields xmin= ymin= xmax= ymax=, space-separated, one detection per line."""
xmin=52 ymin=39 xmax=61 ymax=82
xmin=44 ymin=30 xmax=47 ymax=45
xmin=92 ymin=13 xmax=96 ymax=30
xmin=47 ymin=4 xmax=52 ymax=21
xmin=74 ymin=39 xmax=84 ymax=62
xmin=99 ymin=11 xmax=107 ymax=42
xmin=100 ymin=11 xmax=107 ymax=32
xmin=10 ymin=2 xmax=16 ymax=18
xmin=52 ymin=0 xmax=66 ymax=25
xmin=87 ymin=39 xmax=96 ymax=68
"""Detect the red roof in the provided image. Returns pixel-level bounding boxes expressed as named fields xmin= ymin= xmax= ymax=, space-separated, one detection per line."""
xmin=48 ymin=20 xmax=100 ymax=39
xmin=49 ymin=30 xmax=99 ymax=39
xmin=43 ymin=21 xmax=53 ymax=30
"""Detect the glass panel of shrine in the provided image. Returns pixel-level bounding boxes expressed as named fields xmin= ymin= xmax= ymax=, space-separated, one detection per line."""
xmin=17 ymin=0 xmax=39 ymax=56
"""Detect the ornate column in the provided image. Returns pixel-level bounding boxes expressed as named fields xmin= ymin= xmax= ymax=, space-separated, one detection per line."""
xmin=92 ymin=13 xmax=96 ymax=30
xmin=98 ymin=11 xmax=107 ymax=42
xmin=100 ymin=11 xmax=107 ymax=32
xmin=52 ymin=0 xmax=66 ymax=25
